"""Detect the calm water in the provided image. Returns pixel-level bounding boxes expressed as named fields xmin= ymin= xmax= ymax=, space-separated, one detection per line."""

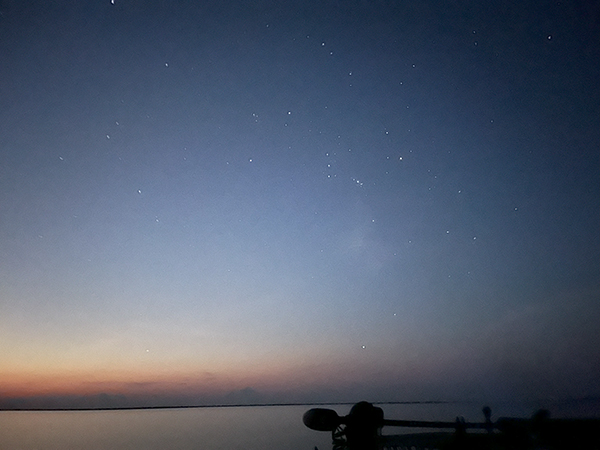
xmin=2 ymin=401 xmax=598 ymax=450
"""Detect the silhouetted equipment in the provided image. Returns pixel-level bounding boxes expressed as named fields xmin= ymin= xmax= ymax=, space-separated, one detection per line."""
xmin=303 ymin=408 xmax=342 ymax=431
xmin=303 ymin=401 xmax=600 ymax=450
xmin=304 ymin=402 xmax=383 ymax=450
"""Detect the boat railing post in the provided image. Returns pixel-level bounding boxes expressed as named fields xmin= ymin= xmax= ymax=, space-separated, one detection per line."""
xmin=483 ymin=406 xmax=493 ymax=435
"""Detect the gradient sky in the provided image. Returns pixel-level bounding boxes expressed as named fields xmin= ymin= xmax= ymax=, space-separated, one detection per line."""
xmin=1 ymin=0 xmax=599 ymax=409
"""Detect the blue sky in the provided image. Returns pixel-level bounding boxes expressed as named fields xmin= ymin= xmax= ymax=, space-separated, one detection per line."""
xmin=0 ymin=0 xmax=599 ymax=409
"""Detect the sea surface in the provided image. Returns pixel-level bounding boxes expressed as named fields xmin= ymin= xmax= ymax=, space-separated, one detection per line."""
xmin=1 ymin=400 xmax=598 ymax=450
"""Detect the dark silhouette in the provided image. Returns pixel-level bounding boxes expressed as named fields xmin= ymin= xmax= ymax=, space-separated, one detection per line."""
xmin=304 ymin=401 xmax=383 ymax=450
xmin=344 ymin=402 xmax=383 ymax=450
xmin=304 ymin=401 xmax=600 ymax=450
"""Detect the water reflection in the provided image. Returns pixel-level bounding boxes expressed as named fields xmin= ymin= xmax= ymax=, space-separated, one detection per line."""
xmin=1 ymin=405 xmax=330 ymax=450
xmin=2 ymin=400 xmax=598 ymax=450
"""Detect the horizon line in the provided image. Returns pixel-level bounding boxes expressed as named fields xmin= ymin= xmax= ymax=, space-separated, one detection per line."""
xmin=0 ymin=400 xmax=453 ymax=412
xmin=3 ymin=396 xmax=598 ymax=412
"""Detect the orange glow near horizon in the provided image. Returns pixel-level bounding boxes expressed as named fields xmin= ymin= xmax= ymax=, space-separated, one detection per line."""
xmin=0 ymin=356 xmax=394 ymax=402
xmin=0 ymin=335 xmax=382 ymax=400
xmin=0 ymin=364 xmax=314 ymax=400
xmin=1 ymin=367 xmax=241 ymax=398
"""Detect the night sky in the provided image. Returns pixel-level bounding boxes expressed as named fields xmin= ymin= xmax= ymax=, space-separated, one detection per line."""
xmin=1 ymin=0 xmax=599 ymax=409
